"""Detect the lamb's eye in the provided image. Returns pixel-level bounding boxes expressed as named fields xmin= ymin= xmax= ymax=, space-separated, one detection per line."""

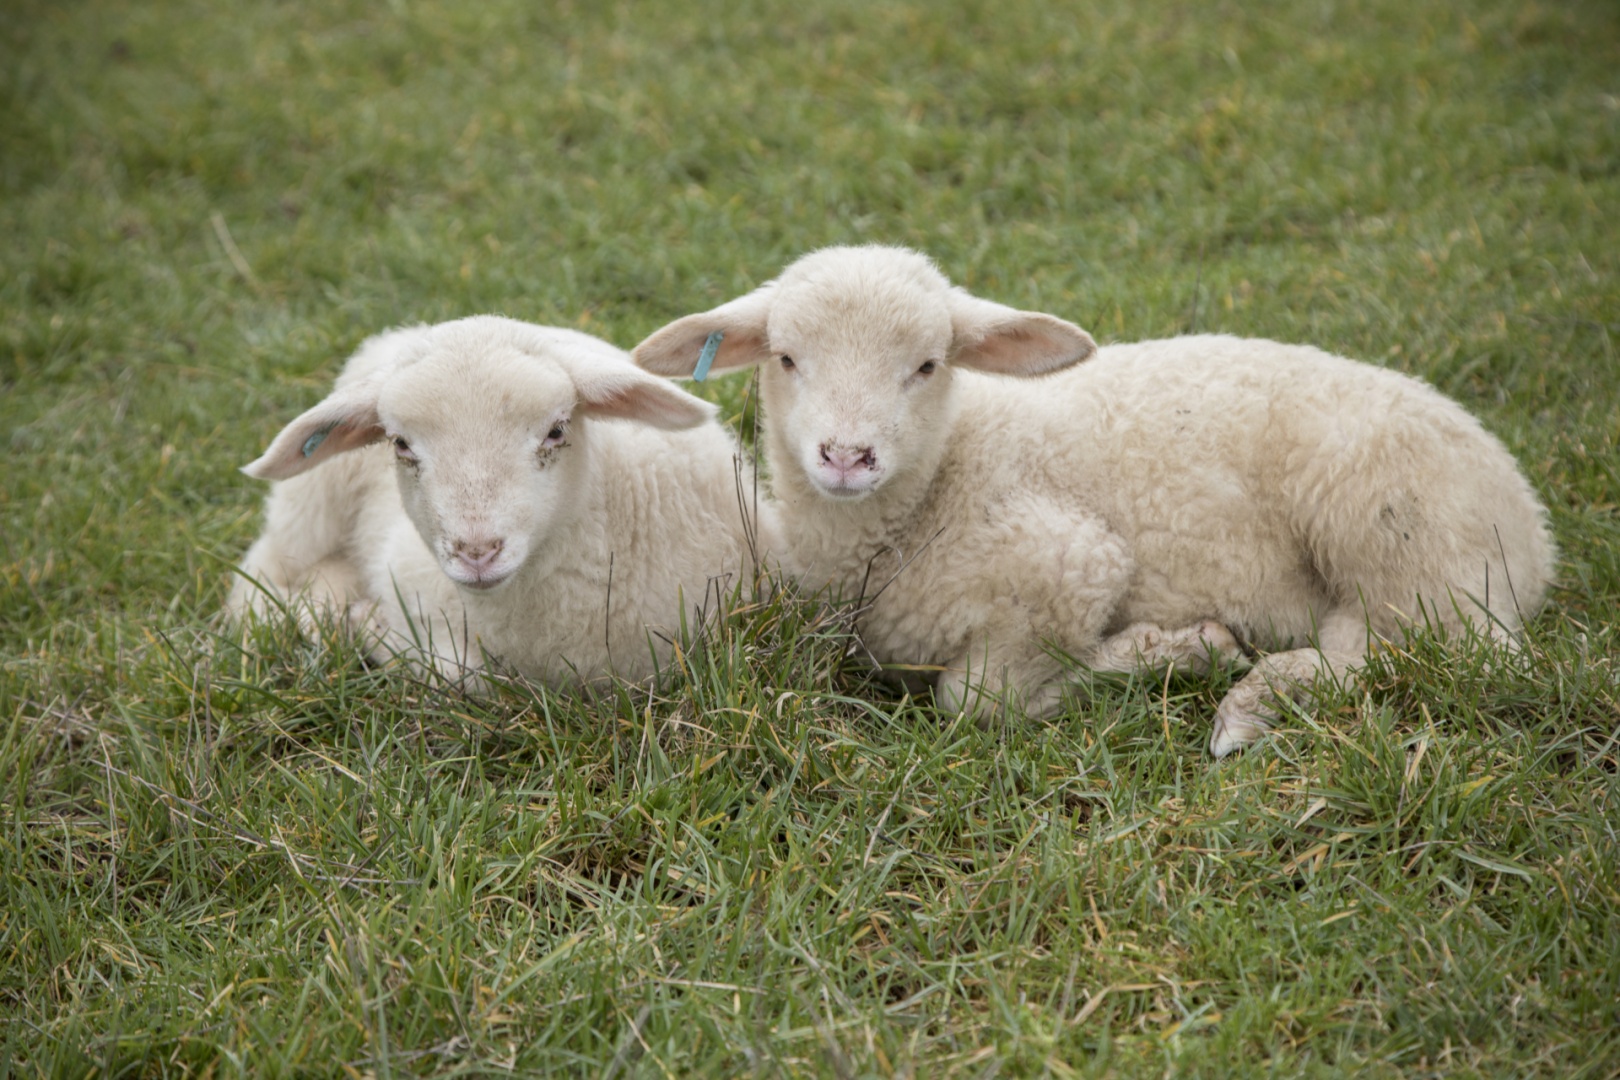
xmin=541 ymin=421 xmax=568 ymax=448
xmin=917 ymin=360 xmax=937 ymax=376
xmin=392 ymin=437 xmax=417 ymax=463
xmin=779 ymin=355 xmax=796 ymax=371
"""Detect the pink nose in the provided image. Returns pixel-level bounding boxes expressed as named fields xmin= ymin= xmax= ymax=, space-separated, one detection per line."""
xmin=453 ymin=537 xmax=504 ymax=574
xmin=819 ymin=443 xmax=877 ymax=476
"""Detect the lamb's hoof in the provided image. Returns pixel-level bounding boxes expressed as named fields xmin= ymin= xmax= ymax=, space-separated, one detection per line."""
xmin=1194 ymin=620 xmax=1245 ymax=668
xmin=1209 ymin=700 xmax=1271 ymax=757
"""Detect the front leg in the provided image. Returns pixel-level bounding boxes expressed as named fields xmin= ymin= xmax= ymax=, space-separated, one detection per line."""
xmin=369 ymin=600 xmax=490 ymax=685
xmin=1090 ymin=620 xmax=1247 ymax=676
xmin=229 ymin=549 xmax=368 ymax=639
xmin=1208 ymin=649 xmax=1323 ymax=757
xmin=934 ymin=502 xmax=1139 ymax=720
xmin=941 ymin=620 xmax=1248 ymax=722
xmin=1208 ymin=610 xmax=1369 ymax=757
xmin=902 ymin=493 xmax=1146 ymax=722
xmin=936 ymin=641 xmax=1069 ymax=721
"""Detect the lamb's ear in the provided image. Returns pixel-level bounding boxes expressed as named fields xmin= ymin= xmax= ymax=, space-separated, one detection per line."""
xmin=632 ymin=284 xmax=776 ymax=377
xmin=947 ymin=289 xmax=1097 ymax=377
xmin=574 ymin=363 xmax=718 ymax=431
xmin=239 ymin=329 xmax=429 ymax=480
xmin=241 ymin=386 xmax=387 ymax=481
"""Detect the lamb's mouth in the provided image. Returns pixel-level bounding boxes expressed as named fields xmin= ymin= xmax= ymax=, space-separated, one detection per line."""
xmin=453 ymin=570 xmax=515 ymax=592
xmin=808 ymin=469 xmax=885 ymax=501
xmin=813 ymin=481 xmax=878 ymax=501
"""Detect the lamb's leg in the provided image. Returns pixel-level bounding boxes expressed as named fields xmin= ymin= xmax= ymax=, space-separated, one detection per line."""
xmin=940 ymin=621 xmax=1245 ymax=719
xmin=1090 ymin=620 xmax=1246 ymax=676
xmin=934 ymin=652 xmax=994 ymax=720
xmin=939 ymin=621 xmax=1246 ymax=723
xmin=1208 ymin=611 xmax=1367 ymax=757
xmin=230 ymin=547 xmax=367 ymax=637
xmin=298 ymin=556 xmax=369 ymax=633
xmin=936 ymin=507 xmax=1142 ymax=721
xmin=936 ymin=644 xmax=1068 ymax=721
xmin=363 ymin=592 xmax=491 ymax=689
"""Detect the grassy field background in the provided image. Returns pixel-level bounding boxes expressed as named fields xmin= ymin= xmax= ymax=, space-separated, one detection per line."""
xmin=3 ymin=0 xmax=1619 ymax=1074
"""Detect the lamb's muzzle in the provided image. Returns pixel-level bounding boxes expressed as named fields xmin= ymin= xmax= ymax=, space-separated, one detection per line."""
xmin=448 ymin=536 xmax=508 ymax=589
xmin=816 ymin=441 xmax=880 ymax=494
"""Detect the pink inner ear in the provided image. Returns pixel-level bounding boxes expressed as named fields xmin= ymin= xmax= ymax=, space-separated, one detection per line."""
xmin=957 ymin=315 xmax=1096 ymax=377
xmin=244 ymin=415 xmax=384 ymax=480
xmin=313 ymin=420 xmax=385 ymax=458
xmin=585 ymin=386 xmax=635 ymax=418
xmin=633 ymin=312 xmax=772 ymax=377
xmin=581 ymin=379 xmax=713 ymax=431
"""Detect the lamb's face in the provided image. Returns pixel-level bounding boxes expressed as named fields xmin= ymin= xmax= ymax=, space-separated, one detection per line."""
xmin=630 ymin=244 xmax=1098 ymax=507
xmin=759 ymin=267 xmax=957 ymax=502
xmin=380 ymin=348 xmax=587 ymax=593
xmin=245 ymin=316 xmax=717 ymax=595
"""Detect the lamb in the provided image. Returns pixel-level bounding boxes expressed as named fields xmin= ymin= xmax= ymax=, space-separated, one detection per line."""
xmin=229 ymin=315 xmax=774 ymax=687
xmin=632 ymin=245 xmax=1555 ymax=756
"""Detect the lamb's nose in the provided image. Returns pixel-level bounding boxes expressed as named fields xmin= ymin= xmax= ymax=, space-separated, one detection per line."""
xmin=819 ymin=443 xmax=877 ymax=474
xmin=454 ymin=537 xmax=504 ymax=572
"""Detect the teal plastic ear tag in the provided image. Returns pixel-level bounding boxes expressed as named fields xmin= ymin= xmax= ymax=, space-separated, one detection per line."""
xmin=693 ymin=330 xmax=724 ymax=382
xmin=301 ymin=426 xmax=333 ymax=458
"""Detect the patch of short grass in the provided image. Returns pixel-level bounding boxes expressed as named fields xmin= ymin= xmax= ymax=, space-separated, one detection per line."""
xmin=3 ymin=0 xmax=1618 ymax=1074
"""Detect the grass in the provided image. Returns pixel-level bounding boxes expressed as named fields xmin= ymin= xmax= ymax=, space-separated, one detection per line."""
xmin=2 ymin=0 xmax=1618 ymax=1074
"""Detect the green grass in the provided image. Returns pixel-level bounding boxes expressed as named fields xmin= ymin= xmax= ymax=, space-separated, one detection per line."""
xmin=3 ymin=0 xmax=1618 ymax=1074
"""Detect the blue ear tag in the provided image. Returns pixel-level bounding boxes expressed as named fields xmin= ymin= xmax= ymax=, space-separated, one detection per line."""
xmin=301 ymin=426 xmax=333 ymax=458
xmin=692 ymin=330 xmax=724 ymax=382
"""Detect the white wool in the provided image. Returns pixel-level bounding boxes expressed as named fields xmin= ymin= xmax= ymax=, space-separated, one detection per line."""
xmin=229 ymin=315 xmax=774 ymax=686
xmin=634 ymin=245 xmax=1555 ymax=755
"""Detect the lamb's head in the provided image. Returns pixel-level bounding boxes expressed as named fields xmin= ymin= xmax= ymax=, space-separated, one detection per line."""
xmin=633 ymin=245 xmax=1096 ymax=501
xmin=243 ymin=316 xmax=715 ymax=591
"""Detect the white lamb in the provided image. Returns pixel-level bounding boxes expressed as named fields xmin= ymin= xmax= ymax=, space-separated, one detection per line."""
xmin=633 ymin=245 xmax=1555 ymax=756
xmin=229 ymin=315 xmax=773 ymax=686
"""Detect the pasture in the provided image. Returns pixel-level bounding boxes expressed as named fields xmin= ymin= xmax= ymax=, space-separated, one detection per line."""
xmin=2 ymin=0 xmax=1618 ymax=1073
